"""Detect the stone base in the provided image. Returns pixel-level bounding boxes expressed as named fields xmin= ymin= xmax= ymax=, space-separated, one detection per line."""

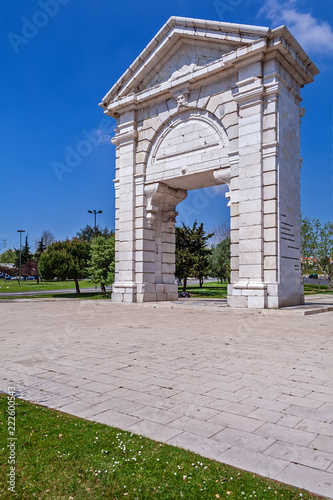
xmin=112 ymin=282 xmax=137 ymax=303
xmin=113 ymin=282 xmax=178 ymax=303
xmin=227 ymin=283 xmax=304 ymax=309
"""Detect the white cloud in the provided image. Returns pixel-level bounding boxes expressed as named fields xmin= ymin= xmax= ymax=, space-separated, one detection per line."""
xmin=259 ymin=0 xmax=333 ymax=55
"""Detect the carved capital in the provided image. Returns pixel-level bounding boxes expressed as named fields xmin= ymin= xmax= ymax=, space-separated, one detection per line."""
xmin=213 ymin=168 xmax=231 ymax=186
xmin=145 ymin=182 xmax=187 ymax=229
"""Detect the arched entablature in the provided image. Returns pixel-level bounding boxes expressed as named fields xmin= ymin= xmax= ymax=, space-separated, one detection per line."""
xmin=145 ymin=108 xmax=231 ymax=191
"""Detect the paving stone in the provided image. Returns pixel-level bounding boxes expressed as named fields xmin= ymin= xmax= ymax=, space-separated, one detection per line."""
xmin=127 ymin=420 xmax=182 ymax=442
xmin=74 ymin=390 xmax=117 ymax=405
xmin=93 ymin=409 xmax=142 ymax=429
xmin=248 ymin=408 xmax=282 ymax=424
xmin=209 ymin=411 xmax=264 ymax=432
xmin=170 ymin=402 xmax=220 ymax=421
xmin=168 ymin=416 xmax=224 ymax=438
xmin=88 ymin=398 xmax=145 ymax=417
xmin=276 ymin=394 xmax=324 ymax=409
xmin=284 ymin=405 xmax=333 ymax=422
xmin=212 ymin=427 xmax=275 ymax=452
xmin=241 ymin=396 xmax=288 ymax=412
xmin=205 ymin=388 xmax=246 ymax=403
xmin=264 ymin=440 xmax=333 ymax=471
xmin=167 ymin=432 xmax=231 ymax=461
xmin=218 ymin=446 xmax=289 ymax=478
xmin=57 ymin=400 xmax=101 ymax=419
xmin=130 ymin=405 xmax=180 ymax=424
xmin=255 ymin=422 xmax=318 ymax=446
xmin=275 ymin=463 xmax=333 ymax=498
xmin=310 ymin=435 xmax=333 ymax=454
xmin=207 ymin=399 xmax=257 ymax=416
xmin=276 ymin=414 xmax=303 ymax=428
xmin=140 ymin=385 xmax=181 ymax=398
xmin=296 ymin=418 xmax=333 ymax=438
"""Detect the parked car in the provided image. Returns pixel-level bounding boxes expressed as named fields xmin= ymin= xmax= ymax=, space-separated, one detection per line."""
xmin=26 ymin=276 xmax=36 ymax=280
xmin=11 ymin=276 xmax=24 ymax=280
xmin=5 ymin=275 xmax=14 ymax=280
xmin=309 ymin=273 xmax=318 ymax=279
xmin=0 ymin=273 xmax=5 ymax=279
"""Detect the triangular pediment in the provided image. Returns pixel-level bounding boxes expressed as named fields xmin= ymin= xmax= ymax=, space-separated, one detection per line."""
xmin=101 ymin=17 xmax=270 ymax=106
xmin=138 ymin=39 xmax=243 ymax=92
xmin=100 ymin=17 xmax=319 ymax=114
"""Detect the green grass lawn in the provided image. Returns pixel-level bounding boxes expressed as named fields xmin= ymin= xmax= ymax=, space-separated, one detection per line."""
xmin=0 ymin=279 xmax=98 ymax=293
xmin=181 ymin=281 xmax=228 ymax=299
xmin=304 ymin=284 xmax=333 ymax=295
xmin=0 ymin=395 xmax=320 ymax=499
xmin=0 ymin=292 xmax=111 ymax=301
xmin=1 ymin=279 xmax=332 ymax=300
xmin=184 ymin=281 xmax=333 ymax=299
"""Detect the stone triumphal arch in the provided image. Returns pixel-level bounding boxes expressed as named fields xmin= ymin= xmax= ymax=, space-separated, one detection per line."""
xmin=100 ymin=17 xmax=318 ymax=308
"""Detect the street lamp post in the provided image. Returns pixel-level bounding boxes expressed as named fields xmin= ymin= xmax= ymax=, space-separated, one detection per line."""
xmin=17 ymin=229 xmax=25 ymax=284
xmin=88 ymin=210 xmax=103 ymax=228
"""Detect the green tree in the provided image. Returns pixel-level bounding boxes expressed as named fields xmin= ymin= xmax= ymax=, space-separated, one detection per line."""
xmin=38 ymin=239 xmax=90 ymax=294
xmin=34 ymin=238 xmax=47 ymax=261
xmin=14 ymin=235 xmax=32 ymax=268
xmin=76 ymin=225 xmax=113 ymax=242
xmin=88 ymin=235 xmax=115 ymax=292
xmin=301 ymin=217 xmax=333 ymax=288
xmin=0 ymin=249 xmax=15 ymax=263
xmin=175 ymin=221 xmax=213 ymax=291
xmin=209 ymin=237 xmax=231 ymax=283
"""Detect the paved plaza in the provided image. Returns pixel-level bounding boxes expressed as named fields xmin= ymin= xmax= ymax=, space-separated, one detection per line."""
xmin=1 ymin=298 xmax=333 ymax=498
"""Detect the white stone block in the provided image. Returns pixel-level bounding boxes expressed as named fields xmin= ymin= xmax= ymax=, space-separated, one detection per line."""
xmin=247 ymin=295 xmax=267 ymax=308
xmin=264 ymin=214 xmax=277 ymax=228
xmin=240 ymin=199 xmax=262 ymax=213
xmin=227 ymin=295 xmax=247 ymax=308
xmin=264 ymin=241 xmax=278 ymax=255
xmin=263 ymin=185 xmax=277 ymax=200
xmin=239 ymin=212 xmax=262 ymax=226
xmin=239 ymin=265 xmax=263 ymax=279
xmin=239 ymin=252 xmax=262 ymax=265
xmin=264 ymin=256 xmax=278 ymax=270
xmin=239 ymin=225 xmax=262 ymax=240
xmin=264 ymin=200 xmax=277 ymax=214
xmin=238 ymin=187 xmax=262 ymax=202
xmin=239 ymin=238 xmax=263 ymax=252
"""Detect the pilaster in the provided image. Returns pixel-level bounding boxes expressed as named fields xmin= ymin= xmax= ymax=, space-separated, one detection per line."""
xmin=111 ymin=111 xmax=138 ymax=303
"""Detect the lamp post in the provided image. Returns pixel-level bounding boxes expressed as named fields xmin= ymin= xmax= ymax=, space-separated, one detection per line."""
xmin=88 ymin=210 xmax=103 ymax=228
xmin=17 ymin=229 xmax=25 ymax=284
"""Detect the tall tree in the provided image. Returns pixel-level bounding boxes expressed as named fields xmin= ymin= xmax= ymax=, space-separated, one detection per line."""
xmin=34 ymin=238 xmax=47 ymax=261
xmin=14 ymin=235 xmax=32 ymax=268
xmin=38 ymin=239 xmax=90 ymax=294
xmin=76 ymin=225 xmax=113 ymax=242
xmin=209 ymin=237 xmax=231 ymax=283
xmin=88 ymin=235 xmax=115 ymax=292
xmin=175 ymin=221 xmax=213 ymax=291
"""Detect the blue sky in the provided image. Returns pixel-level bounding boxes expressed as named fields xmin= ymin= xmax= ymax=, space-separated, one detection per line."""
xmin=1 ymin=0 xmax=332 ymax=252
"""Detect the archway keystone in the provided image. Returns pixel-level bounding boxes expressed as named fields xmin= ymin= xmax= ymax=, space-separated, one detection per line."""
xmin=100 ymin=17 xmax=319 ymax=308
